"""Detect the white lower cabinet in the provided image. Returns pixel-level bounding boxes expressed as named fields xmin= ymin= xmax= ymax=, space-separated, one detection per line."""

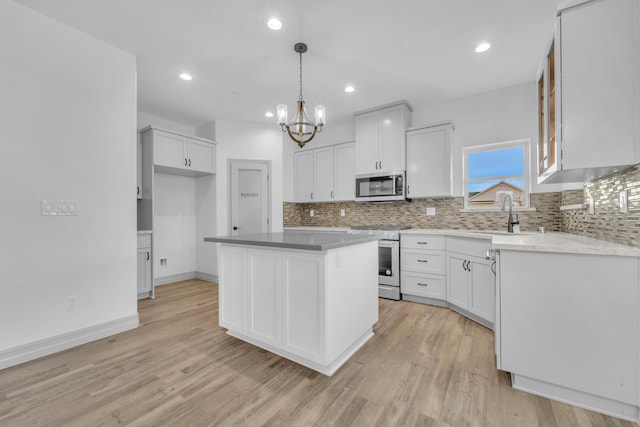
xmin=136 ymin=234 xmax=153 ymax=299
xmin=446 ymin=237 xmax=495 ymax=327
xmin=400 ymin=235 xmax=446 ymax=301
xmin=247 ymin=249 xmax=282 ymax=348
xmin=496 ymin=249 xmax=640 ymax=422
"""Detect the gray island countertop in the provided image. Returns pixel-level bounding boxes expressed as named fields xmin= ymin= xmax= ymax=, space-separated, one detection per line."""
xmin=204 ymin=232 xmax=379 ymax=251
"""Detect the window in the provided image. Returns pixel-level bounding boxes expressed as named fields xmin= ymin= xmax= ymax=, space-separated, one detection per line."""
xmin=463 ymin=140 xmax=530 ymax=209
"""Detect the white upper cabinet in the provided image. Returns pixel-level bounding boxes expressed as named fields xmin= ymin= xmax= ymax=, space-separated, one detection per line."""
xmin=406 ymin=123 xmax=453 ymax=198
xmin=539 ymin=0 xmax=640 ymax=183
xmin=142 ymin=127 xmax=216 ymax=176
xmin=355 ymin=102 xmax=412 ymax=175
xmin=293 ymin=142 xmax=356 ymax=203
xmin=294 ymin=150 xmax=314 ymax=202
xmin=314 ymin=147 xmax=335 ymax=201
xmin=136 ymin=131 xmax=142 ymax=199
xmin=333 ymin=142 xmax=356 ymax=201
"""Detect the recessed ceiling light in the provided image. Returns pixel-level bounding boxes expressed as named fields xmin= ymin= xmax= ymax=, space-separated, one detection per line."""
xmin=179 ymin=73 xmax=193 ymax=81
xmin=266 ymin=18 xmax=282 ymax=30
xmin=265 ymin=111 xmax=274 ymax=118
xmin=475 ymin=42 xmax=491 ymax=53
xmin=344 ymin=85 xmax=355 ymax=93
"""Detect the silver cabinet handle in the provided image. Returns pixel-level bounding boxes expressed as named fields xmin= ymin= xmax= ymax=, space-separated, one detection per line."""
xmin=310 ymin=192 xmax=314 ymax=200
xmin=146 ymin=251 xmax=150 ymax=261
xmin=185 ymin=158 xmax=188 ymax=167
xmin=417 ymin=241 xmax=428 ymax=245
xmin=330 ymin=190 xmax=334 ymax=199
xmin=188 ymin=158 xmax=191 ymax=167
xmin=417 ymin=259 xmax=428 ymax=263
xmin=407 ymin=185 xmax=410 ymax=194
xmin=417 ymin=282 xmax=428 ymax=287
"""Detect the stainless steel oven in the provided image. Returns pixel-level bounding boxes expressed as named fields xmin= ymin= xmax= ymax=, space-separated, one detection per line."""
xmin=350 ymin=225 xmax=410 ymax=300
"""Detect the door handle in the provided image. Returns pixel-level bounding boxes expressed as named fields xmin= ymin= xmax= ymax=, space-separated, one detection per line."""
xmin=146 ymin=251 xmax=150 ymax=261
xmin=233 ymin=226 xmax=239 ymax=231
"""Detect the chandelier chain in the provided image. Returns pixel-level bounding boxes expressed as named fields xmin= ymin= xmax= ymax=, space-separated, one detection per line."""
xmin=299 ymin=51 xmax=303 ymax=101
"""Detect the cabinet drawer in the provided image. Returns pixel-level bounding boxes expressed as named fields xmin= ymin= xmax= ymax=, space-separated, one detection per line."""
xmin=401 ymin=272 xmax=445 ymax=300
xmin=401 ymin=235 xmax=446 ymax=250
xmin=447 ymin=237 xmax=491 ymax=259
xmin=401 ymin=249 xmax=445 ymax=274
xmin=137 ymin=234 xmax=151 ymax=249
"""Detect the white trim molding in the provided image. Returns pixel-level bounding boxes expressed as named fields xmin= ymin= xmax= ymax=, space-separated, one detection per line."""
xmin=0 ymin=314 xmax=139 ymax=371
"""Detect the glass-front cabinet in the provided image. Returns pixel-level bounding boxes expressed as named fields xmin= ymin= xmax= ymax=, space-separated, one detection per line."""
xmin=537 ymin=38 xmax=559 ymax=183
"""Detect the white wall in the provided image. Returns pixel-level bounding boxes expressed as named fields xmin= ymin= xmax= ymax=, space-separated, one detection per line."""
xmin=206 ymin=120 xmax=284 ymax=274
xmin=153 ymin=173 xmax=197 ymax=279
xmin=282 ymin=83 xmax=581 ymax=200
xmin=0 ymin=0 xmax=137 ymax=363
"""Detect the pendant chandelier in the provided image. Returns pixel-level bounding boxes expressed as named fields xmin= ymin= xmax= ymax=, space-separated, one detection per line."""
xmin=277 ymin=42 xmax=325 ymax=148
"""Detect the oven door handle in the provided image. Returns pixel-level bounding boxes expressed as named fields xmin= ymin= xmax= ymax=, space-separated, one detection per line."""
xmin=378 ymin=241 xmax=397 ymax=248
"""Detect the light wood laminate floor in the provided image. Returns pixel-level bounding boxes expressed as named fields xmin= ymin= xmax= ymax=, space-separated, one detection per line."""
xmin=0 ymin=279 xmax=635 ymax=426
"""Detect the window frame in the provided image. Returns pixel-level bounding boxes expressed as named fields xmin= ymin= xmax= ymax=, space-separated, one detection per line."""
xmin=463 ymin=139 xmax=531 ymax=210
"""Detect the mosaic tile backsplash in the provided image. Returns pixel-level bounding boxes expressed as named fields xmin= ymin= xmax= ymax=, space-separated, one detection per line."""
xmin=284 ymin=164 xmax=640 ymax=248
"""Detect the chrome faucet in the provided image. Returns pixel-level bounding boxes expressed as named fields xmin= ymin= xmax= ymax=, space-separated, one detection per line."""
xmin=500 ymin=194 xmax=519 ymax=233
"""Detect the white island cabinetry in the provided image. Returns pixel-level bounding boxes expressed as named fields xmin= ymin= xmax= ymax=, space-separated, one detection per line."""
xmin=213 ymin=233 xmax=378 ymax=375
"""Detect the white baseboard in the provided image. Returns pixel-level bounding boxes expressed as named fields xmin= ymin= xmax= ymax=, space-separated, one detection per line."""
xmin=154 ymin=271 xmax=196 ymax=286
xmin=0 ymin=314 xmax=139 ymax=371
xmin=155 ymin=271 xmax=217 ymax=286
xmin=196 ymin=272 xmax=218 ymax=283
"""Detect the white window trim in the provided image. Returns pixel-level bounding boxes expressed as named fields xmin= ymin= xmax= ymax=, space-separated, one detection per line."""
xmin=462 ymin=139 xmax=531 ymax=210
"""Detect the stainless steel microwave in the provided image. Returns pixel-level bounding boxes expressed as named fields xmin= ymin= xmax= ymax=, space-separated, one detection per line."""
xmin=355 ymin=171 xmax=406 ymax=202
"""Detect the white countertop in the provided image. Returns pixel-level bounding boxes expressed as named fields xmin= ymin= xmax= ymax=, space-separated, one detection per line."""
xmin=283 ymin=227 xmax=640 ymax=257
xmin=404 ymin=229 xmax=640 ymax=257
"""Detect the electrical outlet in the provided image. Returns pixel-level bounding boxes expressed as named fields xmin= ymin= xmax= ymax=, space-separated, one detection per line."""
xmin=340 ymin=209 xmax=345 ymax=217
xmin=41 ymin=200 xmax=77 ymax=216
xmin=426 ymin=207 xmax=436 ymax=216
xmin=620 ymin=191 xmax=628 ymax=213
xmin=67 ymin=295 xmax=79 ymax=311
xmin=310 ymin=209 xmax=315 ymax=217
xmin=160 ymin=258 xmax=168 ymax=268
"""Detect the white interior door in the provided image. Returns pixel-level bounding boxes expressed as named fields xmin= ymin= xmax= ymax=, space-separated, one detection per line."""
xmin=229 ymin=160 xmax=270 ymax=236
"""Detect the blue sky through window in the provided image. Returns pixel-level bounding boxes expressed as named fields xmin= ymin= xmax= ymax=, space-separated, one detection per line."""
xmin=467 ymin=146 xmax=525 ymax=193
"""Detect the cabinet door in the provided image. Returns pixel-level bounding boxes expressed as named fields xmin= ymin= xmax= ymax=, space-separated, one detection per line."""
xmin=137 ymin=133 xmax=142 ymax=199
xmin=247 ymin=250 xmax=282 ymax=348
xmin=187 ymin=139 xmax=216 ymax=174
xmin=468 ymin=257 xmax=495 ymax=323
xmin=559 ymin=0 xmax=637 ymax=170
xmin=293 ymin=151 xmax=314 ymax=202
xmin=379 ymin=105 xmax=405 ymax=172
xmin=282 ymin=252 xmax=324 ymax=364
xmin=447 ymin=253 xmax=469 ymax=309
xmin=314 ymin=147 xmax=334 ymax=201
xmin=406 ymin=125 xmax=452 ymax=197
xmin=153 ymin=130 xmax=187 ymax=169
xmin=333 ymin=143 xmax=355 ymax=201
xmin=219 ymin=245 xmax=246 ymax=333
xmin=137 ymin=248 xmax=151 ymax=294
xmin=355 ymin=111 xmax=380 ymax=174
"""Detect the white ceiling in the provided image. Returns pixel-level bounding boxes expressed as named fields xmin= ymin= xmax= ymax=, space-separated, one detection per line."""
xmin=15 ymin=0 xmax=559 ymax=128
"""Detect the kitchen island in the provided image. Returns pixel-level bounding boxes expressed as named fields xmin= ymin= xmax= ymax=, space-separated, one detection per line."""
xmin=204 ymin=232 xmax=379 ymax=376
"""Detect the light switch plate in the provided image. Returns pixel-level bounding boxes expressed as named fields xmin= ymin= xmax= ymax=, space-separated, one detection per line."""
xmin=426 ymin=207 xmax=436 ymax=216
xmin=310 ymin=209 xmax=315 ymax=217
xmin=619 ymin=191 xmax=628 ymax=213
xmin=41 ymin=200 xmax=77 ymax=216
xmin=340 ymin=209 xmax=345 ymax=217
